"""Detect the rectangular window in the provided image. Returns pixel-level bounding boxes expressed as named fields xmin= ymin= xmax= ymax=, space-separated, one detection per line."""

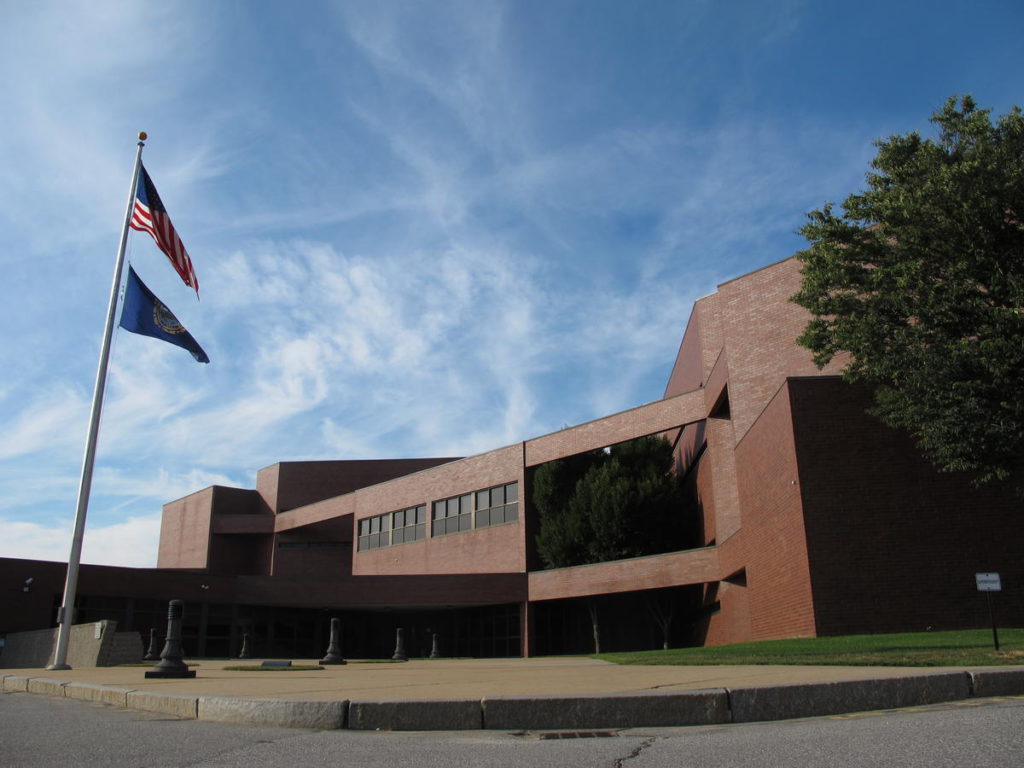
xmin=391 ymin=504 xmax=427 ymax=545
xmin=358 ymin=505 xmax=428 ymax=551
xmin=475 ymin=482 xmax=518 ymax=528
xmin=433 ymin=481 xmax=518 ymax=537
xmin=357 ymin=512 xmax=390 ymax=551
xmin=432 ymin=493 xmax=472 ymax=536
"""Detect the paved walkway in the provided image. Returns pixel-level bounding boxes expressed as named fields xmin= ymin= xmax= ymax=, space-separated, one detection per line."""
xmin=0 ymin=657 xmax=968 ymax=701
xmin=4 ymin=658 xmax=1022 ymax=731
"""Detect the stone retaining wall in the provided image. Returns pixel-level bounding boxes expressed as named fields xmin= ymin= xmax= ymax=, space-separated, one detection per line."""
xmin=0 ymin=621 xmax=141 ymax=668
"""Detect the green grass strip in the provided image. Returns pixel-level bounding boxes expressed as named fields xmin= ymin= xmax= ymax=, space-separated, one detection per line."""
xmin=595 ymin=629 xmax=1024 ymax=667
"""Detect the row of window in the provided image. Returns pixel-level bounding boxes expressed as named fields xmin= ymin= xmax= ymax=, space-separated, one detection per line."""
xmin=357 ymin=504 xmax=427 ymax=551
xmin=357 ymin=482 xmax=518 ymax=551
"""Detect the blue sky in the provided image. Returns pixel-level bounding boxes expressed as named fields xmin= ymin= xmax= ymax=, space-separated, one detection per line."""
xmin=1 ymin=0 xmax=1021 ymax=566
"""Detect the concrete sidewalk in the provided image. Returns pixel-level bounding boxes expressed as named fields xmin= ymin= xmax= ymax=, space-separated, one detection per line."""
xmin=4 ymin=657 xmax=1023 ymax=731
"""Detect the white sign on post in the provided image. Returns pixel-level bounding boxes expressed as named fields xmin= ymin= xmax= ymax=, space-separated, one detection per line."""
xmin=975 ymin=572 xmax=1002 ymax=592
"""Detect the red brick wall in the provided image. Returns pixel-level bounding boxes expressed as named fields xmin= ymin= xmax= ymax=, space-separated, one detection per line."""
xmin=209 ymin=486 xmax=261 ymax=515
xmin=693 ymin=445 xmax=717 ymax=546
xmin=232 ymin=572 xmax=528 ymax=609
xmin=789 ymin=377 xmax=1024 ymax=634
xmin=207 ymin=534 xmax=272 ymax=576
xmin=705 ymin=416 xmax=742 ymax=543
xmin=734 ymin=381 xmax=818 ymax=640
xmin=525 ymin=389 xmax=705 ymax=467
xmin=157 ymin=488 xmax=214 ymax=569
xmin=270 ymin=517 xmax=352 ymax=579
xmin=698 ymin=294 xmax=725 ymax=381
xmin=664 ymin=306 xmax=704 ymax=397
xmin=257 ymin=458 xmax=459 ymax=514
xmin=352 ymin=445 xmax=526 ymax=575
xmin=713 ymin=259 xmax=848 ymax=442
xmin=527 ymin=548 xmax=719 ymax=602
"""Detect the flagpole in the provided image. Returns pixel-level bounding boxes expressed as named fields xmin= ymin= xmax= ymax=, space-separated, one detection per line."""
xmin=48 ymin=133 xmax=148 ymax=670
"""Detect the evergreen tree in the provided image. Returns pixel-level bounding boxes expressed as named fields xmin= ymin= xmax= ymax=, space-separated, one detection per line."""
xmin=793 ymin=95 xmax=1024 ymax=490
xmin=534 ymin=435 xmax=688 ymax=569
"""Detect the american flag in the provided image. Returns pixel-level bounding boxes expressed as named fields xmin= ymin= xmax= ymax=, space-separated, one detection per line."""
xmin=130 ymin=164 xmax=199 ymax=297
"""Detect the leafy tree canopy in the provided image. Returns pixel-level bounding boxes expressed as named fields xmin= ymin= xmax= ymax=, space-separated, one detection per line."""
xmin=792 ymin=95 xmax=1024 ymax=489
xmin=533 ymin=435 xmax=690 ymax=569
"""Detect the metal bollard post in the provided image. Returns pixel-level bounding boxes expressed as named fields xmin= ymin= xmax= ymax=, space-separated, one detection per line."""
xmin=145 ymin=599 xmax=196 ymax=678
xmin=391 ymin=627 xmax=408 ymax=661
xmin=320 ymin=618 xmax=346 ymax=665
xmin=142 ymin=628 xmax=161 ymax=661
xmin=238 ymin=632 xmax=251 ymax=659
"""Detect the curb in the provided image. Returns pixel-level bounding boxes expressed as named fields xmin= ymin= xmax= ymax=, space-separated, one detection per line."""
xmin=481 ymin=689 xmax=729 ymax=730
xmin=3 ymin=668 xmax=1023 ymax=731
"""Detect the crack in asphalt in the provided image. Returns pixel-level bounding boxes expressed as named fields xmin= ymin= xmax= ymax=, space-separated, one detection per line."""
xmin=614 ymin=736 xmax=657 ymax=767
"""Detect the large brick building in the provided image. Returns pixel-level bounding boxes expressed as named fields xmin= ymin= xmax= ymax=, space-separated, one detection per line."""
xmin=4 ymin=258 xmax=1020 ymax=659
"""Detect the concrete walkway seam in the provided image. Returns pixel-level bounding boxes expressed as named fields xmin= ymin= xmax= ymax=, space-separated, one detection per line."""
xmin=967 ymin=668 xmax=1024 ymax=698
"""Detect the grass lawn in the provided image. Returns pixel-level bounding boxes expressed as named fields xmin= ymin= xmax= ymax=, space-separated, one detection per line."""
xmin=595 ymin=629 xmax=1024 ymax=667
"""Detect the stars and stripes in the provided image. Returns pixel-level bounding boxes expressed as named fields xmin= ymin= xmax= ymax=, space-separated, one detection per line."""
xmin=130 ymin=164 xmax=200 ymax=297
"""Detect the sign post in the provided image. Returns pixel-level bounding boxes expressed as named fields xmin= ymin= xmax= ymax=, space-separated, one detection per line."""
xmin=975 ymin=572 xmax=1001 ymax=651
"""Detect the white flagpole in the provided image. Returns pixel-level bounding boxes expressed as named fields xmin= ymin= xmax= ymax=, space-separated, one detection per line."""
xmin=48 ymin=133 xmax=148 ymax=670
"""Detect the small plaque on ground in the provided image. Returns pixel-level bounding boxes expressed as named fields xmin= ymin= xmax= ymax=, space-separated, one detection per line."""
xmin=261 ymin=660 xmax=292 ymax=667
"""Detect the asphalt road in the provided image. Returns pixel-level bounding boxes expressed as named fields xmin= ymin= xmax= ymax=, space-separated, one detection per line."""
xmin=1 ymin=691 xmax=1021 ymax=767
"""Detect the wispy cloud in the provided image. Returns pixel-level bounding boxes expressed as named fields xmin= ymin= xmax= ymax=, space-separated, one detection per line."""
xmin=0 ymin=386 xmax=88 ymax=462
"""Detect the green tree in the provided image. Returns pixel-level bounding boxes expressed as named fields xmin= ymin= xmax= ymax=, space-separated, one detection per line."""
xmin=792 ymin=95 xmax=1024 ymax=489
xmin=534 ymin=435 xmax=688 ymax=569
xmin=532 ymin=450 xmax=605 ymax=569
xmin=533 ymin=435 xmax=691 ymax=653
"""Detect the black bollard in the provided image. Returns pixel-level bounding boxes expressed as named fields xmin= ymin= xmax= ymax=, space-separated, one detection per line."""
xmin=429 ymin=632 xmax=440 ymax=659
xmin=391 ymin=627 xmax=408 ymax=661
xmin=142 ymin=628 xmax=161 ymax=661
xmin=145 ymin=599 xmax=196 ymax=678
xmin=238 ymin=632 xmax=251 ymax=659
xmin=319 ymin=618 xmax=346 ymax=665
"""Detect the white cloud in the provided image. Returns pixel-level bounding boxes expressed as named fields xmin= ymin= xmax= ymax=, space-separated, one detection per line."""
xmin=0 ymin=387 xmax=88 ymax=461
xmin=0 ymin=513 xmax=162 ymax=568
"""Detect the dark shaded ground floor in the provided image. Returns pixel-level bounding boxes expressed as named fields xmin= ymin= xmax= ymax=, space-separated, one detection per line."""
xmin=12 ymin=584 xmax=713 ymax=661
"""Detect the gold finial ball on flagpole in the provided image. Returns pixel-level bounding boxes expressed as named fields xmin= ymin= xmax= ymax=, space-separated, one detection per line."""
xmin=138 ymin=131 xmax=148 ymax=141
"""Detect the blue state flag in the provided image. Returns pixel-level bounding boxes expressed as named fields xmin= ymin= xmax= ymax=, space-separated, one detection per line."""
xmin=119 ymin=266 xmax=210 ymax=363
